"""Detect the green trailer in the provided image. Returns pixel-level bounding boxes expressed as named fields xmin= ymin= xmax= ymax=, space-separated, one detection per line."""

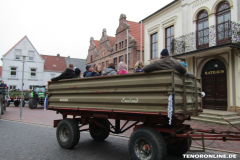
xmin=8 ymin=90 xmax=32 ymax=107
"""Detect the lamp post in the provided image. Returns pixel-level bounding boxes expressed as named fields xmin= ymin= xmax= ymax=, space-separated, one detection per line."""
xmin=20 ymin=55 xmax=27 ymax=120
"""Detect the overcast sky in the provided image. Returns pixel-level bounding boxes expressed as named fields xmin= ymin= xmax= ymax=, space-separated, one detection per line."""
xmin=0 ymin=0 xmax=173 ymax=66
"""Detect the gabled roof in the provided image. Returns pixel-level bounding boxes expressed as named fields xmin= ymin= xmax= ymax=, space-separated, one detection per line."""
xmin=41 ymin=55 xmax=67 ymax=72
xmin=109 ymin=36 xmax=116 ymax=46
xmin=94 ymin=40 xmax=99 ymax=51
xmin=127 ymin=21 xmax=144 ymax=51
xmin=3 ymin=35 xmax=43 ymax=60
xmin=0 ymin=66 xmax=2 ymax=77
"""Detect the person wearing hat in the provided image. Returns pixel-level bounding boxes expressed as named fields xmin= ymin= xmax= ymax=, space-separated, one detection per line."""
xmin=180 ymin=62 xmax=195 ymax=77
xmin=51 ymin=64 xmax=75 ymax=81
xmin=73 ymin=68 xmax=81 ymax=78
xmin=143 ymin=49 xmax=186 ymax=74
xmin=83 ymin=64 xmax=94 ymax=78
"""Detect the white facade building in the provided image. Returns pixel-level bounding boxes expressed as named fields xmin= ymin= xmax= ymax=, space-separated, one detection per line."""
xmin=1 ymin=36 xmax=45 ymax=90
xmin=142 ymin=0 xmax=240 ymax=110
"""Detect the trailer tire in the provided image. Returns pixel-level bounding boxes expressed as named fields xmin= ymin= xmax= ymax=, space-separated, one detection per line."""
xmin=14 ymin=100 xmax=20 ymax=107
xmin=56 ymin=119 xmax=80 ymax=149
xmin=7 ymin=101 xmax=10 ymax=107
xmin=89 ymin=119 xmax=110 ymax=141
xmin=167 ymin=138 xmax=191 ymax=156
xmin=128 ymin=126 xmax=167 ymax=160
xmin=29 ymin=99 xmax=37 ymax=109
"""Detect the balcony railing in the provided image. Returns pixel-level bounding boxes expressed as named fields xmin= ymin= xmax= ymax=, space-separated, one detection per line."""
xmin=172 ymin=21 xmax=240 ymax=55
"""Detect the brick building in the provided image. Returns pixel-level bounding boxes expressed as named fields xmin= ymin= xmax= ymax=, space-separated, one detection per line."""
xmin=86 ymin=14 xmax=144 ymax=73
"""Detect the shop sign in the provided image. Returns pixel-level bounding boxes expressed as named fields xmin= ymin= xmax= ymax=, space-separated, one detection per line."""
xmin=205 ymin=70 xmax=224 ymax=75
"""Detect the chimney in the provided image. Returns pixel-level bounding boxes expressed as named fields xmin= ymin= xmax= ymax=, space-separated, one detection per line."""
xmin=57 ymin=53 xmax=60 ymax=57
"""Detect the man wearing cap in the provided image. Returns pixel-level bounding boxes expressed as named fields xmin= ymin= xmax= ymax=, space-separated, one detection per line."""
xmin=51 ymin=64 xmax=75 ymax=81
xmin=143 ymin=49 xmax=186 ymax=74
xmin=83 ymin=64 xmax=94 ymax=78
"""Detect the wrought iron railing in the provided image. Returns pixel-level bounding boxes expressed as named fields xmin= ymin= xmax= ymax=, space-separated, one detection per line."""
xmin=172 ymin=21 xmax=240 ymax=55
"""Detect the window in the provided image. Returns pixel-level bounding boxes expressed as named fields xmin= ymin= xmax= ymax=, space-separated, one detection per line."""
xmin=10 ymin=67 xmax=17 ymax=78
xmin=216 ymin=1 xmax=231 ymax=44
xmin=114 ymin=58 xmax=117 ymax=70
xmin=151 ymin=33 xmax=158 ymax=59
xmin=30 ymin=68 xmax=36 ymax=78
xmin=165 ymin=26 xmax=174 ymax=55
xmin=51 ymin=74 xmax=55 ymax=79
xmin=119 ymin=55 xmax=123 ymax=62
xmin=197 ymin=10 xmax=209 ymax=49
xmin=91 ymin=55 xmax=93 ymax=62
xmin=28 ymin=51 xmax=34 ymax=61
xmin=29 ymin=85 xmax=34 ymax=90
xmin=115 ymin=44 xmax=118 ymax=51
xmin=102 ymin=62 xmax=105 ymax=69
xmin=125 ymin=39 xmax=127 ymax=47
xmin=119 ymin=41 xmax=123 ymax=49
xmin=15 ymin=49 xmax=21 ymax=60
xmin=9 ymin=85 xmax=16 ymax=90
xmin=106 ymin=61 xmax=109 ymax=68
xmin=125 ymin=53 xmax=130 ymax=69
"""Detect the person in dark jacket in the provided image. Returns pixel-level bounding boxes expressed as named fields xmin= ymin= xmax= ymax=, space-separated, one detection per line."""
xmin=51 ymin=64 xmax=75 ymax=81
xmin=143 ymin=49 xmax=186 ymax=74
xmin=73 ymin=68 xmax=81 ymax=78
xmin=102 ymin=63 xmax=117 ymax=76
xmin=83 ymin=64 xmax=93 ymax=78
xmin=85 ymin=64 xmax=101 ymax=77
xmin=0 ymin=81 xmax=7 ymax=88
xmin=134 ymin=61 xmax=144 ymax=73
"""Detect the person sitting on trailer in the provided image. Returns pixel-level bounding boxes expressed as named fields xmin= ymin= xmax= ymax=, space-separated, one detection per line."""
xmin=180 ymin=62 xmax=195 ymax=77
xmin=85 ymin=64 xmax=101 ymax=77
xmin=143 ymin=49 xmax=186 ymax=74
xmin=102 ymin=63 xmax=117 ymax=76
xmin=73 ymin=68 xmax=81 ymax=78
xmin=0 ymin=81 xmax=7 ymax=88
xmin=83 ymin=64 xmax=93 ymax=78
xmin=51 ymin=64 xmax=75 ymax=81
xmin=118 ymin=62 xmax=128 ymax=74
xmin=133 ymin=61 xmax=144 ymax=73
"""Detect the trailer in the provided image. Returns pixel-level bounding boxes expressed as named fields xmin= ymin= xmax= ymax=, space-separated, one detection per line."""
xmin=8 ymin=90 xmax=32 ymax=107
xmin=47 ymin=70 xmax=240 ymax=160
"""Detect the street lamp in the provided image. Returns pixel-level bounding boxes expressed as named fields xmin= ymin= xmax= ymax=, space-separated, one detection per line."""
xmin=20 ymin=55 xmax=27 ymax=120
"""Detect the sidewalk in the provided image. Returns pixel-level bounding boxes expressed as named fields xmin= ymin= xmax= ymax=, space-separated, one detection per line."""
xmin=1 ymin=105 xmax=240 ymax=153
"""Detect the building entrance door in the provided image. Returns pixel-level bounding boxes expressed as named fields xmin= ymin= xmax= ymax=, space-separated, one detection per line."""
xmin=201 ymin=59 xmax=227 ymax=110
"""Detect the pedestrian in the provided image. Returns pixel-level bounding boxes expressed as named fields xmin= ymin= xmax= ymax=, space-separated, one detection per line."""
xmin=134 ymin=61 xmax=144 ymax=73
xmin=118 ymin=62 xmax=128 ymax=74
xmin=83 ymin=64 xmax=93 ymax=78
xmin=73 ymin=68 xmax=81 ymax=78
xmin=85 ymin=64 xmax=101 ymax=77
xmin=51 ymin=64 xmax=75 ymax=81
xmin=143 ymin=49 xmax=186 ymax=74
xmin=102 ymin=63 xmax=117 ymax=76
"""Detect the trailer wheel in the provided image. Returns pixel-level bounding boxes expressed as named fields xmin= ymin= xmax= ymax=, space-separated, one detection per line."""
xmin=14 ymin=100 xmax=20 ymax=107
xmin=29 ymin=99 xmax=37 ymax=109
xmin=129 ymin=127 xmax=167 ymax=160
xmin=56 ymin=119 xmax=80 ymax=149
xmin=89 ymin=119 xmax=110 ymax=141
xmin=167 ymin=138 xmax=191 ymax=156
xmin=7 ymin=101 xmax=10 ymax=107
xmin=20 ymin=101 xmax=25 ymax=107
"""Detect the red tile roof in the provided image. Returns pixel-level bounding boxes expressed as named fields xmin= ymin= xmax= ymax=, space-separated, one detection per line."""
xmin=109 ymin=36 xmax=116 ymax=46
xmin=0 ymin=66 xmax=2 ymax=77
xmin=41 ymin=55 xmax=67 ymax=72
xmin=4 ymin=35 xmax=27 ymax=56
xmin=126 ymin=20 xmax=144 ymax=51
xmin=94 ymin=40 xmax=99 ymax=51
